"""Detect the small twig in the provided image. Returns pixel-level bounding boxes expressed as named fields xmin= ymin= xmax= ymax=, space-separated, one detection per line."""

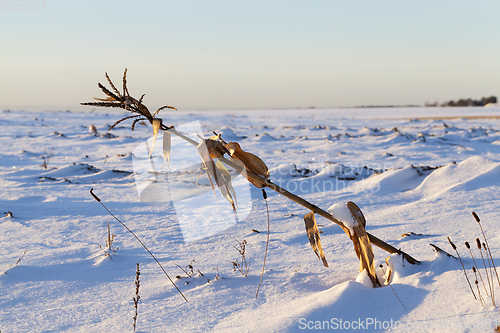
xmin=90 ymin=188 xmax=188 ymax=302
xmin=379 ymin=264 xmax=406 ymax=309
xmin=465 ymin=241 xmax=488 ymax=296
xmin=175 ymin=264 xmax=192 ymax=278
xmin=476 ymin=238 xmax=494 ymax=306
xmin=473 ymin=267 xmax=486 ymax=306
xmin=484 ymin=241 xmax=495 ymax=305
xmin=256 ymin=189 xmax=270 ymax=298
xmin=448 ymin=237 xmax=476 ymax=300
xmin=132 ymin=263 xmax=140 ymax=332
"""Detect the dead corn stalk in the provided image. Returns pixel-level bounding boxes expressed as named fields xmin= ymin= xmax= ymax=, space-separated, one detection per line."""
xmin=82 ymin=70 xmax=420 ymax=291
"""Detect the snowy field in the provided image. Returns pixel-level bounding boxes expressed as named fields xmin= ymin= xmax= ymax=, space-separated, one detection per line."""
xmin=1 ymin=106 xmax=500 ymax=332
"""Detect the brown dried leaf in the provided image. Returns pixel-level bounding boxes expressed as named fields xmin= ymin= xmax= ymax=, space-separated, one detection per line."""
xmin=304 ymin=212 xmax=328 ymax=267
xmin=197 ymin=140 xmax=236 ymax=210
xmin=347 ymin=201 xmax=366 ymax=227
xmin=204 ymin=139 xmax=229 ymax=159
xmin=224 ymin=142 xmax=269 ymax=188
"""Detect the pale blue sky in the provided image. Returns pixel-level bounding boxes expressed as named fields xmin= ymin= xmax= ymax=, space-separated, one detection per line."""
xmin=1 ymin=1 xmax=499 ymax=111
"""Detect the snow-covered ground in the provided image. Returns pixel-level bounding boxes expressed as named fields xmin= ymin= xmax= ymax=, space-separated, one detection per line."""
xmin=1 ymin=106 xmax=500 ymax=332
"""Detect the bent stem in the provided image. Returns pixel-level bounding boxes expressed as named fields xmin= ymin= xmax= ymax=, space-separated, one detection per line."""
xmin=90 ymin=188 xmax=188 ymax=302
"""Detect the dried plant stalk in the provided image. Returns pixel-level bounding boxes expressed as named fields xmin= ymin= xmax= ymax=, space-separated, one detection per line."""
xmin=448 ymin=237 xmax=476 ymax=300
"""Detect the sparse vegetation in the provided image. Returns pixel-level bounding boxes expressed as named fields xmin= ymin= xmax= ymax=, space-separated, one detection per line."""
xmin=231 ymin=239 xmax=251 ymax=277
xmin=40 ymin=147 xmax=54 ymax=170
xmin=447 ymin=212 xmax=500 ymax=306
xmin=2 ymin=250 xmax=27 ymax=275
xmin=97 ymin=219 xmax=117 ymax=259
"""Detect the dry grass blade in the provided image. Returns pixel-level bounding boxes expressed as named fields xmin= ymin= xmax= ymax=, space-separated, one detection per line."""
xmin=197 ymin=141 xmax=236 ymax=210
xmin=214 ymin=160 xmax=238 ymax=208
xmin=303 ymin=212 xmax=328 ymax=267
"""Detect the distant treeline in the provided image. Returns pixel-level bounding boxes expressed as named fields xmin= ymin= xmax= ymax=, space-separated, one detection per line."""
xmin=426 ymin=96 xmax=497 ymax=107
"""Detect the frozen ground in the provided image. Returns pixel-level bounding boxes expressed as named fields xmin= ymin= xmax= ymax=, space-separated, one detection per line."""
xmin=1 ymin=106 xmax=500 ymax=332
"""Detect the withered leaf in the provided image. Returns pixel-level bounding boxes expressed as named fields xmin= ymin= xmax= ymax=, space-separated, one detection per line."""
xmin=224 ymin=142 xmax=269 ymax=188
xmin=304 ymin=212 xmax=328 ymax=267
xmin=205 ymin=139 xmax=229 ymax=159
xmin=346 ymin=203 xmax=381 ymax=287
xmin=197 ymin=140 xmax=236 ymax=210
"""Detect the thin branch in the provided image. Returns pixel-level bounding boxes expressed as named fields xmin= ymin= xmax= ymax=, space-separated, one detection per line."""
xmin=89 ymin=188 xmax=188 ymax=302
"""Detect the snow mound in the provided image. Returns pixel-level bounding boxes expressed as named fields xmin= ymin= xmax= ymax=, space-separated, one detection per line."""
xmin=328 ymin=202 xmax=357 ymax=230
xmin=415 ymin=156 xmax=500 ymax=198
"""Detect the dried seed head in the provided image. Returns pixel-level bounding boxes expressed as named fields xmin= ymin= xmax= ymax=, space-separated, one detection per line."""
xmin=447 ymin=237 xmax=457 ymax=250
xmin=465 ymin=241 xmax=470 ymax=249
xmin=476 ymin=238 xmax=482 ymax=249
xmin=475 ymin=280 xmax=479 ymax=285
xmin=472 ymin=266 xmax=476 ymax=273
xmin=483 ymin=242 xmax=487 ymax=249
xmin=472 ymin=211 xmax=480 ymax=223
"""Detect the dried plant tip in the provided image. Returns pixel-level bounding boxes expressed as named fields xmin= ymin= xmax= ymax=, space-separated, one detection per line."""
xmin=476 ymin=238 xmax=482 ymax=249
xmin=90 ymin=188 xmax=101 ymax=202
xmin=473 ymin=266 xmax=477 ymax=273
xmin=465 ymin=241 xmax=470 ymax=249
xmin=262 ymin=189 xmax=267 ymax=200
xmin=472 ymin=211 xmax=480 ymax=223
xmin=447 ymin=237 xmax=457 ymax=250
